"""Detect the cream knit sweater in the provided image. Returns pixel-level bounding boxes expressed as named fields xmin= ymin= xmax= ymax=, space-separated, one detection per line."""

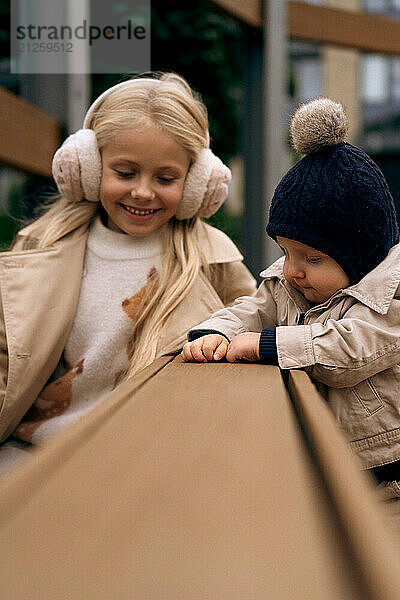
xmin=14 ymin=216 xmax=163 ymax=445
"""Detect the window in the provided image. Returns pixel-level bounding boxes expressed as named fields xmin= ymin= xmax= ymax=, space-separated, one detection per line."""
xmin=362 ymin=55 xmax=390 ymax=103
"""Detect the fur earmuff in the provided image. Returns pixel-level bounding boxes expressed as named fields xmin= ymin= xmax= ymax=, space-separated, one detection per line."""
xmin=290 ymin=97 xmax=348 ymax=155
xmin=176 ymin=149 xmax=231 ymax=220
xmin=52 ymin=129 xmax=101 ymax=203
xmin=197 ymin=155 xmax=231 ymax=219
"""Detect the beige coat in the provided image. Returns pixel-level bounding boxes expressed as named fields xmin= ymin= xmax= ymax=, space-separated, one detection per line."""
xmin=0 ymin=221 xmax=256 ymax=444
xmin=191 ymin=243 xmax=400 ymax=470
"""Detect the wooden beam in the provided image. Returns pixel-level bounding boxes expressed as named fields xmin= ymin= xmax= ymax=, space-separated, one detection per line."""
xmin=207 ymin=0 xmax=400 ymax=55
xmin=289 ymin=1 xmax=400 ymax=55
xmin=204 ymin=0 xmax=262 ymax=27
xmin=0 ymin=86 xmax=61 ymax=177
xmin=1 ymin=357 xmax=400 ymax=597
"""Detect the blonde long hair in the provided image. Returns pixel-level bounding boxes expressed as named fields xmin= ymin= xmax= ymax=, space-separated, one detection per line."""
xmin=27 ymin=72 xmax=211 ymax=377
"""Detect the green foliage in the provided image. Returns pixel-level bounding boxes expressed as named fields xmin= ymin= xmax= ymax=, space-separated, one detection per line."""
xmin=0 ymin=174 xmax=26 ymax=250
xmin=150 ymin=2 xmax=247 ymax=246
xmin=0 ymin=0 xmax=10 ymax=55
xmin=205 ymin=209 xmax=243 ymax=253
xmin=0 ymin=215 xmax=18 ymax=251
xmin=93 ymin=2 xmax=245 ymax=163
xmin=151 ymin=1 xmax=244 ymax=162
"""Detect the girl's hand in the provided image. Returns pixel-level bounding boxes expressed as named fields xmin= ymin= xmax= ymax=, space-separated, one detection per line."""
xmin=181 ymin=334 xmax=229 ymax=362
xmin=226 ymin=332 xmax=260 ymax=362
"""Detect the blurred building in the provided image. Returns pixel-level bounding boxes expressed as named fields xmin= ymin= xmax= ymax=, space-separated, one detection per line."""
xmin=290 ymin=0 xmax=400 ymax=223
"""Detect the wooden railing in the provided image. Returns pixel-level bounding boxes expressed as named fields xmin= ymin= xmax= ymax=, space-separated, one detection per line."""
xmin=209 ymin=0 xmax=400 ymax=55
xmin=0 ymin=86 xmax=61 ymax=177
xmin=0 ymin=356 xmax=399 ymax=598
xmin=289 ymin=1 xmax=400 ymax=55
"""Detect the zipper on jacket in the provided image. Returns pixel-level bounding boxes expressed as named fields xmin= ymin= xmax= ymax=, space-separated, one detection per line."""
xmin=298 ymin=313 xmax=305 ymax=325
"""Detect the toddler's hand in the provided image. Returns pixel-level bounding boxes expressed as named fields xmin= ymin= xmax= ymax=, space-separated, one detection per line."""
xmin=181 ymin=334 xmax=229 ymax=362
xmin=226 ymin=332 xmax=260 ymax=362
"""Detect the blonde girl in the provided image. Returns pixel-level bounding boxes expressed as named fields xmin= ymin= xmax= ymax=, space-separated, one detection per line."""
xmin=0 ymin=73 xmax=255 ymax=470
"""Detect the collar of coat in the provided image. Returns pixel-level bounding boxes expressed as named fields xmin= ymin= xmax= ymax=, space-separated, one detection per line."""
xmin=14 ymin=219 xmax=243 ymax=266
xmin=260 ymin=242 xmax=400 ymax=315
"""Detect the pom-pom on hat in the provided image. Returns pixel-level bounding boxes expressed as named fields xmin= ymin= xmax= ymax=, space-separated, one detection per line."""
xmin=266 ymin=98 xmax=399 ymax=285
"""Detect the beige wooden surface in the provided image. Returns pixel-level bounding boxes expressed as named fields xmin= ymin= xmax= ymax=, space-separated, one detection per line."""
xmin=0 ymin=357 xmax=399 ymax=599
xmin=209 ymin=1 xmax=400 ymax=55
xmin=289 ymin=1 xmax=400 ymax=55
xmin=206 ymin=0 xmax=262 ymax=27
xmin=0 ymin=86 xmax=60 ymax=176
xmin=289 ymin=370 xmax=400 ymax=599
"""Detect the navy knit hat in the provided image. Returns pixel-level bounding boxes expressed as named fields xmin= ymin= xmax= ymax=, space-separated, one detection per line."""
xmin=266 ymin=98 xmax=399 ymax=284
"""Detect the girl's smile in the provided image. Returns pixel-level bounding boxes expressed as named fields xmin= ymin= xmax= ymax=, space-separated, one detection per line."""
xmin=119 ymin=204 xmax=161 ymax=220
xmin=100 ymin=124 xmax=191 ymax=236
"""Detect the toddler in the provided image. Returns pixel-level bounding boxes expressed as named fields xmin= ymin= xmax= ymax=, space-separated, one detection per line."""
xmin=183 ymin=98 xmax=400 ymax=489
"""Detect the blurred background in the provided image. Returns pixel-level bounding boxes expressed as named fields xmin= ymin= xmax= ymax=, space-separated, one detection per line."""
xmin=0 ymin=0 xmax=400 ymax=279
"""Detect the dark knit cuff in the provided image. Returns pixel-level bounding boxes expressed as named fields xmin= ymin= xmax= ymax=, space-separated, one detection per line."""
xmin=188 ymin=329 xmax=230 ymax=343
xmin=259 ymin=328 xmax=278 ymax=365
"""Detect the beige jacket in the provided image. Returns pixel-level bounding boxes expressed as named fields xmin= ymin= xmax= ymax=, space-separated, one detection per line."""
xmin=0 ymin=221 xmax=256 ymax=443
xmin=191 ymin=243 xmax=400 ymax=470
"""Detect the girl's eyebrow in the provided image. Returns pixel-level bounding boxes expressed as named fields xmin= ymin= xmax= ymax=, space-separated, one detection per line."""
xmin=110 ymin=157 xmax=184 ymax=172
xmin=108 ymin=157 xmax=138 ymax=166
xmin=157 ymin=165 xmax=184 ymax=174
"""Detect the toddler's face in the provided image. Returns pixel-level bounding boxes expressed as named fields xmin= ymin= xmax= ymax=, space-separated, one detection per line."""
xmin=277 ymin=237 xmax=350 ymax=304
xmin=100 ymin=124 xmax=191 ymax=236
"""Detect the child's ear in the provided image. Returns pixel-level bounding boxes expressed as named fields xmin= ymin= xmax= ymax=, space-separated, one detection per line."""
xmin=52 ymin=129 xmax=101 ymax=203
xmin=175 ymin=149 xmax=231 ymax=220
